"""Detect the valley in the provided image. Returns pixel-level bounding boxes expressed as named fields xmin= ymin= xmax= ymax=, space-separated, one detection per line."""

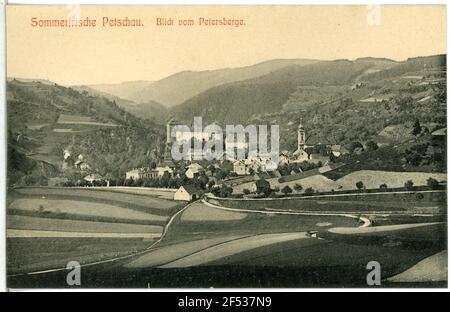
xmin=6 ymin=53 xmax=447 ymax=288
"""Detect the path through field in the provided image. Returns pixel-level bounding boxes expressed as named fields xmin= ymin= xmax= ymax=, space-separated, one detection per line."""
xmin=125 ymin=235 xmax=250 ymax=268
xmin=328 ymin=222 xmax=444 ymax=234
xmin=159 ymin=232 xmax=308 ymax=268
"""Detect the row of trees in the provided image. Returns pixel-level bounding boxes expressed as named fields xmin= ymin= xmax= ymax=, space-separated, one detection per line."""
xmin=354 ymin=177 xmax=440 ymax=191
xmin=236 ymin=176 xmax=441 ymax=199
xmin=238 ymin=179 xmax=315 ymax=198
xmin=63 ymin=171 xmax=214 ymax=190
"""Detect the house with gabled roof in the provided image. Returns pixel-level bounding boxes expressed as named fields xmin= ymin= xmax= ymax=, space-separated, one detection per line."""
xmin=174 ymin=185 xmax=202 ymax=201
xmin=185 ymin=163 xmax=204 ymax=179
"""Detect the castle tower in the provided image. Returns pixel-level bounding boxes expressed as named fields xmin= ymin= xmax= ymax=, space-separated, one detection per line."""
xmin=297 ymin=121 xmax=306 ymax=151
xmin=165 ymin=118 xmax=180 ymax=161
xmin=166 ymin=118 xmax=179 ymax=144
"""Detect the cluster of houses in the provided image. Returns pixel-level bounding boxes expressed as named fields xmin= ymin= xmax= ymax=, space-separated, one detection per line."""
xmin=125 ymin=162 xmax=207 ymax=181
xmin=209 ymin=122 xmax=350 ymax=177
xmin=62 ymin=150 xmax=92 ymax=171
xmin=125 ymin=161 xmax=176 ymax=180
xmin=123 ymin=120 xmax=354 ymax=201
xmin=61 ymin=119 xmax=354 ymax=200
xmin=62 ymin=150 xmax=105 ymax=184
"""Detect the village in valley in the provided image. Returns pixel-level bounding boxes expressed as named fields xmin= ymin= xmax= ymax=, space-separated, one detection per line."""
xmin=7 ymin=52 xmax=448 ymax=287
xmin=59 ymin=112 xmax=446 ymax=204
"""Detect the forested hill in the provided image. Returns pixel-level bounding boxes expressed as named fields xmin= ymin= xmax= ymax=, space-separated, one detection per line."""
xmin=169 ymin=55 xmax=445 ymax=146
xmin=85 ymin=58 xmax=319 ymax=107
xmin=7 ymin=79 xmax=165 ymax=186
xmin=362 ymin=54 xmax=446 ymax=81
xmin=72 ymin=84 xmax=169 ymax=123
xmin=169 ymin=60 xmax=376 ymax=124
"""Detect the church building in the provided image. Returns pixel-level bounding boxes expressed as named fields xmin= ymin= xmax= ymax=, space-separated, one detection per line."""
xmin=292 ymin=122 xmax=310 ymax=162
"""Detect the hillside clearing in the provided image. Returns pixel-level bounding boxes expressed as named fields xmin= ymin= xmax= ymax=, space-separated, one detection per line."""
xmin=57 ymin=114 xmax=117 ymax=127
xmin=233 ymin=170 xmax=447 ymax=194
xmin=336 ymin=170 xmax=447 ymax=190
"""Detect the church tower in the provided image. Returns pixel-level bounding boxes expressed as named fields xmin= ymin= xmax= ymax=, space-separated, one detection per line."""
xmin=166 ymin=118 xmax=179 ymax=144
xmin=297 ymin=121 xmax=306 ymax=151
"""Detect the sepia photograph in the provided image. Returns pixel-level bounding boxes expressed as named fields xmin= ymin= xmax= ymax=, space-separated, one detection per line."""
xmin=2 ymin=3 xmax=448 ymax=290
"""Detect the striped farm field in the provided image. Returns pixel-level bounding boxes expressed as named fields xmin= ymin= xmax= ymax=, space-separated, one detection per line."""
xmin=6 ymin=187 xmax=187 ymax=275
xmin=9 ymin=198 xmax=168 ymax=223
xmin=13 ymin=187 xmax=182 ymax=212
xmin=56 ymin=113 xmax=117 ymax=127
xmin=7 ymin=237 xmax=153 ymax=275
xmin=8 ymin=215 xmax=164 ymax=234
xmin=91 ymin=187 xmax=176 ymax=200
xmin=124 ymin=235 xmax=249 ymax=269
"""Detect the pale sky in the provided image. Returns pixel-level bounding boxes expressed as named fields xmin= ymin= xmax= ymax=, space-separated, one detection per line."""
xmin=6 ymin=5 xmax=447 ymax=85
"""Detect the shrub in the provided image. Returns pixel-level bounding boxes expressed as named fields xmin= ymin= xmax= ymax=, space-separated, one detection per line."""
xmin=365 ymin=140 xmax=379 ymax=152
xmin=255 ymin=179 xmax=271 ymax=195
xmin=356 ymin=181 xmax=364 ymax=190
xmin=304 ymin=187 xmax=315 ymax=195
xmin=293 ymin=183 xmax=303 ymax=192
xmin=379 ymin=183 xmax=388 ymax=190
xmin=427 ymin=177 xmax=439 ymax=190
xmin=219 ymin=186 xmax=233 ymax=198
xmin=404 ymin=180 xmax=414 ymax=191
xmin=243 ymin=189 xmax=251 ymax=195
xmin=281 ymin=185 xmax=293 ymax=196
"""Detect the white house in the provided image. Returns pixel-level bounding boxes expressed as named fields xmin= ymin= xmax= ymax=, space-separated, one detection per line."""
xmin=155 ymin=166 xmax=174 ymax=177
xmin=174 ymin=185 xmax=202 ymax=201
xmin=292 ymin=149 xmax=309 ymax=162
xmin=83 ymin=174 xmax=103 ymax=184
xmin=75 ymin=160 xmax=91 ymax=171
xmin=259 ymin=158 xmax=278 ymax=171
xmin=331 ymin=145 xmax=350 ymax=157
xmin=185 ymin=163 xmax=204 ymax=179
xmin=233 ymin=160 xmax=247 ymax=175
xmin=278 ymin=152 xmax=291 ymax=165
xmin=126 ymin=167 xmax=158 ymax=180
xmin=232 ymin=159 xmax=262 ymax=175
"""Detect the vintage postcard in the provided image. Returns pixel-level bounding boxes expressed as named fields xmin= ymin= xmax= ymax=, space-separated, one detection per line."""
xmin=4 ymin=4 xmax=448 ymax=289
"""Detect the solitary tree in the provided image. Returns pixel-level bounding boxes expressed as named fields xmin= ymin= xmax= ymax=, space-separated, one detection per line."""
xmin=412 ymin=119 xmax=422 ymax=136
xmin=293 ymin=183 xmax=303 ymax=192
xmin=281 ymin=185 xmax=293 ymax=196
xmin=356 ymin=181 xmax=364 ymax=191
xmin=255 ymin=178 xmax=271 ymax=196
xmin=404 ymin=180 xmax=414 ymax=191
xmin=304 ymin=187 xmax=315 ymax=195
xmin=348 ymin=141 xmax=363 ymax=153
xmin=427 ymin=177 xmax=439 ymax=190
xmin=219 ymin=185 xmax=233 ymax=198
xmin=379 ymin=183 xmax=388 ymax=190
xmin=365 ymin=140 xmax=379 ymax=152
xmin=243 ymin=188 xmax=251 ymax=195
